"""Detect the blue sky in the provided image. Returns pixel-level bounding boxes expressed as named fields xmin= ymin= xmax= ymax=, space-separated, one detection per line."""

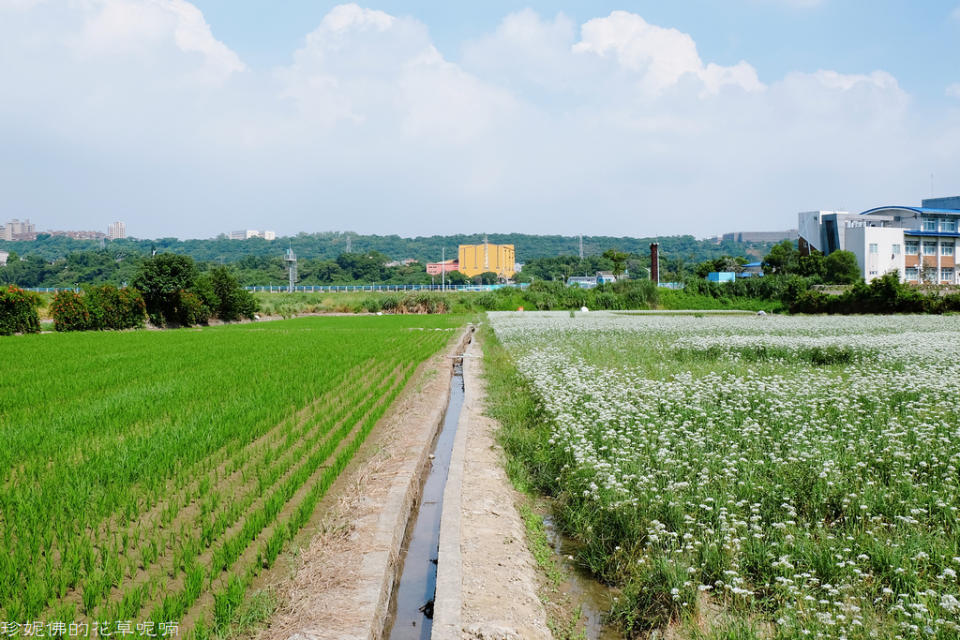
xmin=194 ymin=1 xmax=959 ymax=102
xmin=1 ymin=1 xmax=959 ymax=239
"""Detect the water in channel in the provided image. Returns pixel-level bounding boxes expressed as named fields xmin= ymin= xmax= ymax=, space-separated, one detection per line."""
xmin=542 ymin=513 xmax=621 ymax=640
xmin=385 ymin=360 xmax=465 ymax=640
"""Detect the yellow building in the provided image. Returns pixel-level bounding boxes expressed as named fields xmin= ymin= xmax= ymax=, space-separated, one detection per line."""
xmin=458 ymin=242 xmax=516 ymax=279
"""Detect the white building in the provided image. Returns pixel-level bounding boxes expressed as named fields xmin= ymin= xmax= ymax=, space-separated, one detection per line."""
xmin=107 ymin=221 xmax=126 ymax=239
xmin=799 ymin=197 xmax=960 ymax=285
xmin=0 ymin=250 xmax=8 ymax=266
xmin=229 ymin=229 xmax=275 ymax=240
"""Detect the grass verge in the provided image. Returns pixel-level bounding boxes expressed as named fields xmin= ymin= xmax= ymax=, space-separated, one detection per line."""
xmin=479 ymin=324 xmax=593 ymax=640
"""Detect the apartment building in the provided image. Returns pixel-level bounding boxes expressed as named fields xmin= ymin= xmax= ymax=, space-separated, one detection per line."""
xmin=1 ymin=219 xmax=36 ymax=241
xmin=107 ymin=221 xmax=126 ymax=240
xmin=799 ymin=197 xmax=960 ymax=284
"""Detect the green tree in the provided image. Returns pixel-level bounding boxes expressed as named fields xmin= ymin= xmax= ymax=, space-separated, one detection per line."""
xmin=132 ymin=253 xmax=199 ymax=325
xmin=823 ymin=250 xmax=861 ymax=284
xmin=797 ymin=250 xmax=826 ymax=279
xmin=209 ymin=266 xmax=259 ymax=321
xmin=602 ymin=249 xmax=629 ymax=279
xmin=763 ymin=240 xmax=800 ymax=274
xmin=694 ymin=256 xmax=745 ymax=279
xmin=473 ymin=271 xmax=499 ymax=285
xmin=445 ymin=270 xmax=468 ymax=285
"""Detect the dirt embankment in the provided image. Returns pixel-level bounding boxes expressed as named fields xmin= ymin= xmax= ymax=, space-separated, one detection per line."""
xmin=254 ymin=325 xmax=549 ymax=640
xmin=255 ymin=327 xmax=471 ymax=640
xmin=433 ymin=336 xmax=552 ymax=640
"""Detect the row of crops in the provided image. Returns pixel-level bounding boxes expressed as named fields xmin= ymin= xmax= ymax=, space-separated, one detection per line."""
xmin=0 ymin=316 xmax=462 ymax=635
xmin=490 ymin=312 xmax=960 ymax=639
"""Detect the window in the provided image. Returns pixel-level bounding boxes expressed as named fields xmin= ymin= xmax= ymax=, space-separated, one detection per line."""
xmin=905 ymin=241 xmax=920 ymax=254
xmin=924 ymin=242 xmax=937 ymax=255
xmin=905 ymin=267 xmax=919 ymax=280
xmin=869 ymin=243 xmax=879 ymax=254
xmin=892 ymin=244 xmax=902 ymax=255
xmin=923 ymin=217 xmax=938 ymax=232
xmin=943 ymin=219 xmax=958 ymax=233
xmin=943 ymin=243 xmax=955 ymax=256
xmin=942 ymin=268 xmax=955 ymax=282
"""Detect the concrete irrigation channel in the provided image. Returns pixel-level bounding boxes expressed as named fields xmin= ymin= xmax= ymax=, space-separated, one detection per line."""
xmin=266 ymin=324 xmax=549 ymax=640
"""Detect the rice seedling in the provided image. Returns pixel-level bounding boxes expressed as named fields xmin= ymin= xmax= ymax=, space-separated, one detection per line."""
xmin=0 ymin=316 xmax=463 ymax=634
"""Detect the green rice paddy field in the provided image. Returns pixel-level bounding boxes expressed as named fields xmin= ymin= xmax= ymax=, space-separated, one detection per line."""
xmin=0 ymin=316 xmax=464 ymax=636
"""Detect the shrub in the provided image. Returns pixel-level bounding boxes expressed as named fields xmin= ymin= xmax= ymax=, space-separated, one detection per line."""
xmin=360 ymin=296 xmax=383 ymax=313
xmin=401 ymin=293 xmax=448 ymax=314
xmin=191 ymin=275 xmax=221 ymax=318
xmin=612 ymin=279 xmax=659 ymax=308
xmin=51 ymin=286 xmax=146 ymax=332
xmin=115 ymin=287 xmax=148 ymax=329
xmin=209 ymin=267 xmax=259 ymax=321
xmin=87 ymin=286 xmax=146 ymax=330
xmin=51 ymin=291 xmax=91 ymax=332
xmin=0 ymin=286 xmax=41 ymax=335
xmin=176 ymin=291 xmax=210 ymax=326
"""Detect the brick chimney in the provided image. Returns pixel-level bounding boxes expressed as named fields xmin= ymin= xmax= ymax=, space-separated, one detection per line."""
xmin=650 ymin=243 xmax=660 ymax=284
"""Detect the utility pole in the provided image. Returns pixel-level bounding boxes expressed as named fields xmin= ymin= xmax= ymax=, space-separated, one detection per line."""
xmin=579 ymin=235 xmax=583 ymax=260
xmin=441 ymin=246 xmax=445 ymax=292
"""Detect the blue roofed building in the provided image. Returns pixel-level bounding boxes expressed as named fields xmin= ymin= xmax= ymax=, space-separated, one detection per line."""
xmin=707 ymin=271 xmax=737 ymax=283
xmin=798 ymin=197 xmax=960 ymax=285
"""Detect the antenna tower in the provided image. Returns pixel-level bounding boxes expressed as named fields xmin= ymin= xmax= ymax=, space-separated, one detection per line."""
xmin=284 ymin=248 xmax=298 ymax=293
xmin=579 ymin=235 xmax=583 ymax=260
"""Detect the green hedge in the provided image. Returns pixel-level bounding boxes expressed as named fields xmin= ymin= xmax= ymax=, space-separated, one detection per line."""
xmin=0 ymin=286 xmax=41 ymax=335
xmin=790 ymin=273 xmax=960 ymax=314
xmin=51 ymin=286 xmax=146 ymax=332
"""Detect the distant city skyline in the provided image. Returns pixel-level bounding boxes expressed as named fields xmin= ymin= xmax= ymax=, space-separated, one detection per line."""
xmin=1 ymin=2 xmax=958 ymax=239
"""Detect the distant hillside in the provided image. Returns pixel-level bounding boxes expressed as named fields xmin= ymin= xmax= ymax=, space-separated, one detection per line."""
xmin=0 ymin=231 xmax=774 ymax=264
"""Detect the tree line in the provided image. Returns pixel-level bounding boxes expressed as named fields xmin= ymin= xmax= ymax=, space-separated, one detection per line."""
xmin=1 ymin=254 xmax=260 ymax=334
xmin=0 ymin=231 xmax=776 ymax=264
xmin=0 ymin=231 xmax=777 ymax=288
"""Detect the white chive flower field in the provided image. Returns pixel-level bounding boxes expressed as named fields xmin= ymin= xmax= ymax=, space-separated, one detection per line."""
xmin=490 ymin=311 xmax=960 ymax=639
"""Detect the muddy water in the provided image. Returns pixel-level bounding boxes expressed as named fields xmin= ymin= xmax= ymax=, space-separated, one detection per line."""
xmin=542 ymin=514 xmax=622 ymax=640
xmin=384 ymin=361 xmax=465 ymax=640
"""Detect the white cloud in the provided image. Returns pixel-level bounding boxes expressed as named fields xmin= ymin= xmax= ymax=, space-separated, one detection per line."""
xmin=948 ymin=83 xmax=960 ymax=99
xmin=277 ymin=3 xmax=519 ymax=142
xmin=572 ymin=11 xmax=763 ymax=97
xmin=0 ymin=3 xmax=953 ymax=239
xmin=75 ymin=0 xmax=244 ymax=84
xmin=953 ymin=6 xmax=960 ymax=20
xmin=461 ymin=10 xmax=581 ymax=98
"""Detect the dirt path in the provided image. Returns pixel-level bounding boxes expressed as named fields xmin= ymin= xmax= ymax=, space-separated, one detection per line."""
xmin=255 ymin=327 xmax=472 ymax=640
xmin=433 ymin=336 xmax=552 ymax=640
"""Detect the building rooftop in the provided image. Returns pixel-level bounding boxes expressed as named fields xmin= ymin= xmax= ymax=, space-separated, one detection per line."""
xmin=861 ymin=206 xmax=960 ymax=217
